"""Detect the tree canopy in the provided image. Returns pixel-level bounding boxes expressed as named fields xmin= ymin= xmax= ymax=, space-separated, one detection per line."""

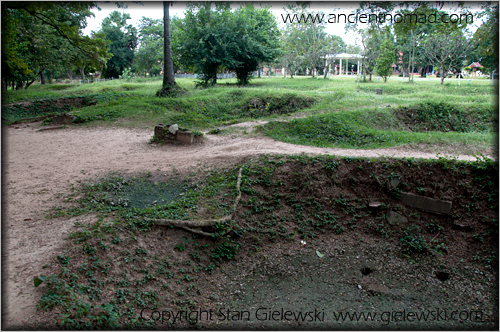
xmin=1 ymin=1 xmax=111 ymax=89
xmin=173 ymin=2 xmax=280 ymax=86
xmin=99 ymin=11 xmax=137 ymax=78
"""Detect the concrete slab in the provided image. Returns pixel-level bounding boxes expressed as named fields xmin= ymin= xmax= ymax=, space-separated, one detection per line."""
xmin=400 ymin=192 xmax=452 ymax=215
xmin=176 ymin=131 xmax=194 ymax=144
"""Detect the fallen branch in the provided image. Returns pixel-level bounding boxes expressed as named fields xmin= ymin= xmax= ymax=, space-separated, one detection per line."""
xmin=153 ymin=167 xmax=243 ymax=237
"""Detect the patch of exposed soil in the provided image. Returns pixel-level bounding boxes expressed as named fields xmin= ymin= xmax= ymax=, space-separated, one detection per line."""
xmin=2 ymin=123 xmax=497 ymax=329
xmin=2 ymin=97 xmax=96 ymax=124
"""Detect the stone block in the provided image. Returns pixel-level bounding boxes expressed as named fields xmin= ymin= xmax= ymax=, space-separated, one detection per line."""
xmin=387 ymin=211 xmax=408 ymax=225
xmin=387 ymin=178 xmax=401 ymax=191
xmin=154 ymin=124 xmax=176 ymax=142
xmin=176 ymin=130 xmax=194 ymax=144
xmin=400 ymin=192 xmax=452 ymax=215
xmin=369 ymin=201 xmax=382 ymax=208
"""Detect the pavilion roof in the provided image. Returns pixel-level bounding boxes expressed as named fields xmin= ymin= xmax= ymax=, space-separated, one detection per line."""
xmin=322 ymin=53 xmax=363 ymax=60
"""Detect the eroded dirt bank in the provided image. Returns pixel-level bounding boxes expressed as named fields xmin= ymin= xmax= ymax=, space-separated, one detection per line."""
xmin=2 ymin=124 xmax=495 ymax=329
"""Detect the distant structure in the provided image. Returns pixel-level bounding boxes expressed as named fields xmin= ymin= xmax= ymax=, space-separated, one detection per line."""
xmin=468 ymin=62 xmax=483 ymax=77
xmin=322 ymin=53 xmax=363 ymax=75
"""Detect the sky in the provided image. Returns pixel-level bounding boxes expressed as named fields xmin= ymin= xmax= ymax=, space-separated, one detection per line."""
xmin=82 ymin=1 xmax=484 ymax=47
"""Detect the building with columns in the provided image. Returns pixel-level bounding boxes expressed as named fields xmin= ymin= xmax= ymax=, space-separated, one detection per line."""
xmin=322 ymin=53 xmax=363 ymax=75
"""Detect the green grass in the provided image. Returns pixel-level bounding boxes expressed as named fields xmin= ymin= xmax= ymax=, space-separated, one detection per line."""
xmin=259 ymin=105 xmax=495 ymax=149
xmin=2 ymin=76 xmax=496 ymax=150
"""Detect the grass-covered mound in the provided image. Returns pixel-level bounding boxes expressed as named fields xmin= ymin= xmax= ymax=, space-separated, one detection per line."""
xmin=395 ymin=102 xmax=496 ymax=133
xmin=35 ymin=155 xmax=498 ymax=329
xmin=260 ymin=101 xmax=495 ymax=149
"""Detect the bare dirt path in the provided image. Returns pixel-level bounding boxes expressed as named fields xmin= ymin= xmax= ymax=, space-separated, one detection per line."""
xmin=2 ymin=123 xmax=492 ymax=329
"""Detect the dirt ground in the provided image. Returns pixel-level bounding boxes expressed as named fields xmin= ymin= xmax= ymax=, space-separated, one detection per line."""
xmin=2 ymin=122 xmax=496 ymax=329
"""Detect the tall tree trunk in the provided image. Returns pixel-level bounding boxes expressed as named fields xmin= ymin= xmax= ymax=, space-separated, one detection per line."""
xmin=49 ymin=71 xmax=53 ymax=84
xmin=80 ymin=65 xmax=86 ymax=80
xmin=40 ymin=68 xmax=45 ymax=85
xmin=162 ymin=1 xmax=175 ymax=88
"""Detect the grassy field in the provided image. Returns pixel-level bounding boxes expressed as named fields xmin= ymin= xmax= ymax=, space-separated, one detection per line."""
xmin=5 ymin=77 xmax=498 ymax=329
xmin=2 ymin=75 xmax=497 ymax=151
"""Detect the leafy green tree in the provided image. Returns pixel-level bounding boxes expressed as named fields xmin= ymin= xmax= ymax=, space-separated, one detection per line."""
xmin=134 ymin=17 xmax=164 ymax=77
xmin=359 ymin=27 xmax=383 ymax=81
xmin=393 ymin=4 xmax=470 ymax=78
xmin=375 ymin=37 xmax=395 ymax=82
xmin=227 ymin=5 xmax=281 ymax=84
xmin=174 ymin=2 xmax=235 ymax=86
xmin=70 ymin=31 xmax=111 ymax=81
xmin=420 ymin=32 xmax=475 ymax=84
xmin=470 ymin=5 xmax=499 ymax=74
xmin=2 ymin=2 xmax=111 ymax=89
xmin=281 ymin=4 xmax=329 ymax=78
xmin=99 ymin=11 xmax=137 ymax=78
xmin=175 ymin=3 xmax=280 ymax=86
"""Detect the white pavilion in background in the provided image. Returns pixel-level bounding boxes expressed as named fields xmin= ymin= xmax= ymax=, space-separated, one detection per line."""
xmin=322 ymin=53 xmax=363 ymax=75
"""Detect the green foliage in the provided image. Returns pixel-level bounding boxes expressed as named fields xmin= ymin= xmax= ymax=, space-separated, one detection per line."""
xmin=57 ymin=255 xmax=71 ymax=266
xmin=279 ymin=4 xmax=333 ymax=78
xmin=400 ymin=228 xmax=429 ymax=254
xmin=133 ymin=17 xmax=163 ymax=77
xmin=471 ymin=6 xmax=498 ymax=73
xmin=260 ymin=111 xmax=413 ymax=149
xmin=426 ymin=221 xmax=443 ymax=234
xmin=210 ymin=241 xmax=240 ymax=261
xmin=398 ymin=102 xmax=494 ymax=133
xmin=375 ymin=38 xmax=395 ymax=83
xmin=174 ymin=3 xmax=280 ymax=86
xmin=420 ymin=32 xmax=474 ymax=84
xmin=99 ymin=11 xmax=137 ymax=79
xmin=229 ymin=5 xmax=281 ymax=85
xmin=119 ymin=67 xmax=135 ymax=81
xmin=1 ymin=2 xmax=112 ymax=90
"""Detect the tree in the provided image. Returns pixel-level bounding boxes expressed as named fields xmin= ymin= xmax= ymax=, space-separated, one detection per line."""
xmin=227 ymin=4 xmax=281 ymax=84
xmin=420 ymin=32 xmax=475 ymax=84
xmin=174 ymin=3 xmax=280 ymax=86
xmin=99 ymin=11 xmax=137 ymax=78
xmin=70 ymin=31 xmax=111 ymax=81
xmin=174 ymin=2 xmax=234 ymax=86
xmin=359 ymin=28 xmax=383 ymax=81
xmin=393 ymin=4 xmax=470 ymax=78
xmin=134 ymin=17 xmax=163 ymax=77
xmin=471 ymin=5 xmax=499 ymax=74
xmin=1 ymin=2 xmax=111 ymax=89
xmin=281 ymin=4 xmax=330 ymax=79
xmin=162 ymin=2 xmax=176 ymax=88
xmin=375 ymin=37 xmax=395 ymax=82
